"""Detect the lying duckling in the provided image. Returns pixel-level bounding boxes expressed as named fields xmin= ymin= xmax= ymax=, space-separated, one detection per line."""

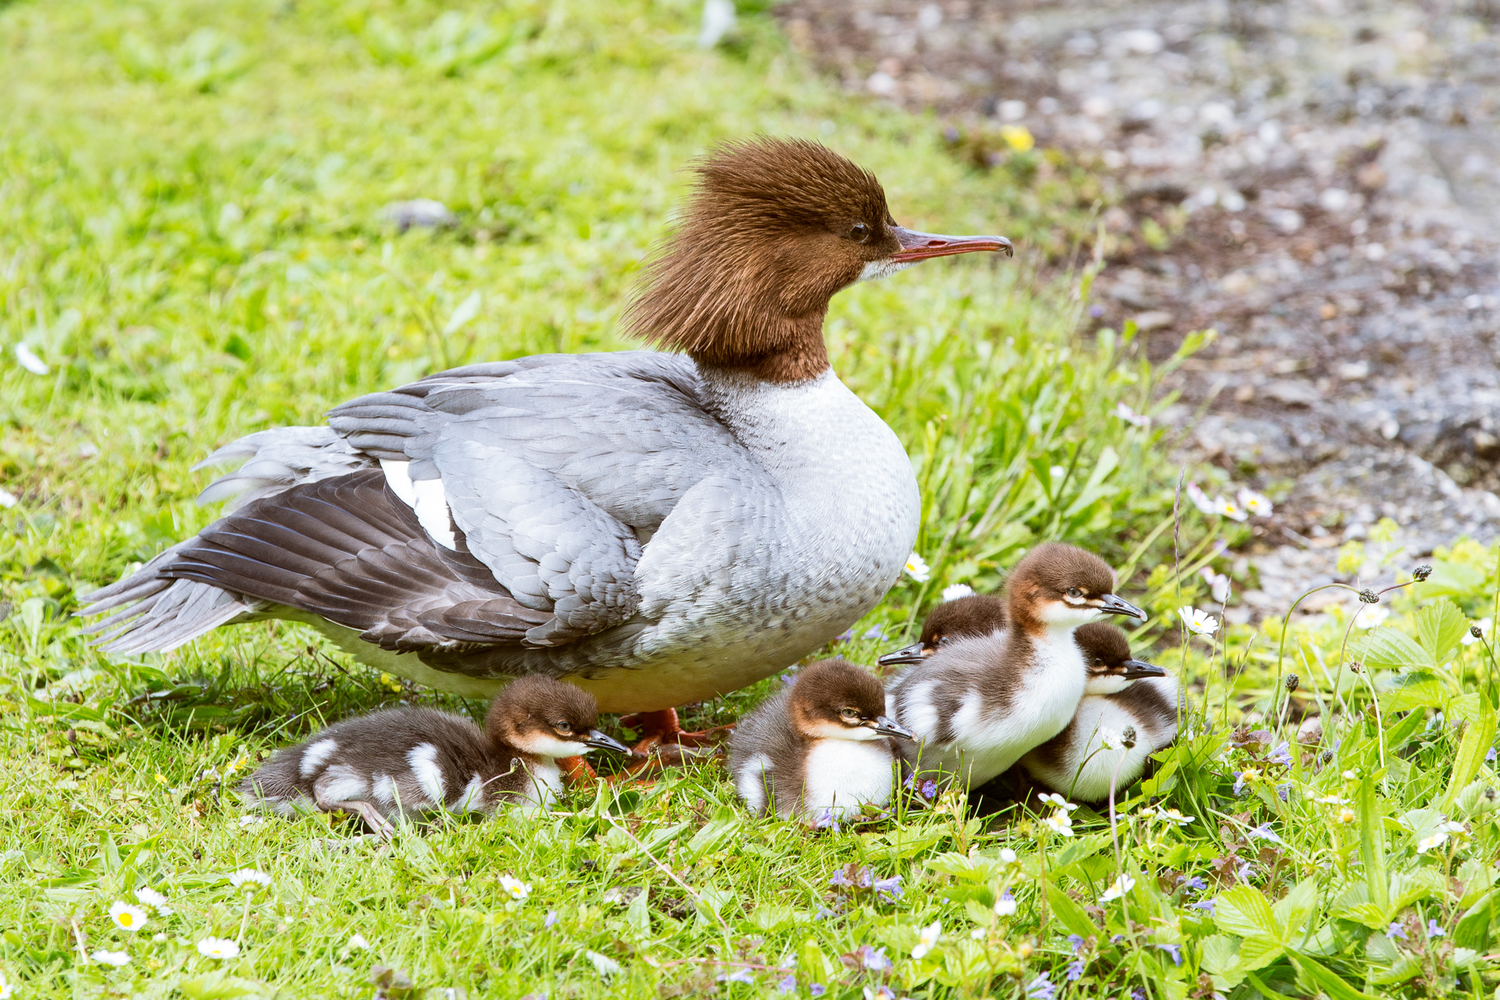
xmin=240 ymin=675 xmax=628 ymax=837
xmin=728 ymin=658 xmax=915 ymax=822
xmin=876 ymin=591 xmax=1007 ymax=667
xmin=886 ymin=543 xmax=1146 ymax=789
xmin=1020 ymin=622 xmax=1178 ymax=802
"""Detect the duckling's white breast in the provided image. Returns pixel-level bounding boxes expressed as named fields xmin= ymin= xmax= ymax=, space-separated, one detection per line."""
xmin=801 ymin=738 xmax=899 ymax=817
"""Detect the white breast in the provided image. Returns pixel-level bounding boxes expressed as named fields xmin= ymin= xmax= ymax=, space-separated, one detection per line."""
xmin=1023 ymin=676 xmax=1181 ymax=801
xmin=801 ymin=739 xmax=899 ymax=819
xmin=932 ymin=628 xmax=1088 ymax=788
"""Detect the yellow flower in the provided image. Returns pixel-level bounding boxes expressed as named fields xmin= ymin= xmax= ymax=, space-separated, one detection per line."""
xmin=999 ymin=125 xmax=1034 ymax=153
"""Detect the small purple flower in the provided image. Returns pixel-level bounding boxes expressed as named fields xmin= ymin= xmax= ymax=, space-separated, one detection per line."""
xmin=1427 ymin=919 xmax=1445 ymax=939
xmin=1232 ymin=771 xmax=1247 ymax=796
xmin=829 ymin=869 xmax=853 ymax=888
xmin=1110 ymin=934 xmax=1125 ymax=944
xmin=872 ymin=875 xmax=903 ymax=899
xmin=716 ymin=968 xmax=755 ymax=984
xmin=1487 ymin=747 xmax=1497 ymax=764
xmin=544 ymin=910 xmax=558 ymax=928
xmin=1267 ymin=741 xmax=1292 ymax=767
xmin=1132 ymin=990 xmax=1147 ymax=1000
xmin=1235 ymin=861 xmax=1254 ymax=881
xmin=1026 ymin=973 xmax=1056 ymax=1000
xmin=920 ymin=779 xmax=938 ymax=799
xmin=1089 ymin=304 xmax=1105 ymax=318
xmin=857 ymin=868 xmax=874 ymax=889
xmin=855 ymin=945 xmax=893 ymax=972
xmin=814 ymin=809 xmax=841 ymax=832
xmin=1277 ymin=784 xmax=1290 ymax=802
xmin=1177 ymin=875 xmax=1207 ymax=893
xmin=1189 ymin=900 xmax=1216 ymax=915
xmin=1156 ymin=943 xmax=1183 ymax=966
xmin=1386 ymin=922 xmax=1407 ymax=940
xmin=777 ymin=974 xmax=797 ymax=994
xmin=1066 ymin=957 xmax=1085 ymax=982
xmin=865 ymin=989 xmax=896 ymax=1000
xmin=810 ymin=986 xmax=826 ymax=998
xmin=1247 ymin=823 xmax=1285 ymax=845
xmin=863 ymin=625 xmax=886 ymax=640
xmin=835 ymin=630 xmax=853 ymax=643
xmin=1066 ymin=934 xmax=1085 ymax=952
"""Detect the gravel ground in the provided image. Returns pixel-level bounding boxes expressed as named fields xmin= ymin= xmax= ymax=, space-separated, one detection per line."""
xmin=777 ymin=0 xmax=1500 ymax=614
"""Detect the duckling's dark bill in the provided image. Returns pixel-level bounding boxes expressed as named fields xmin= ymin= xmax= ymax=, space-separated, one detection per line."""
xmin=1122 ymin=659 xmax=1167 ymax=680
xmin=1098 ymin=594 xmax=1148 ymax=621
xmin=877 ymin=641 xmax=927 ymax=667
xmin=872 ymin=716 xmax=917 ymax=741
xmin=889 ymin=227 xmax=1013 ymax=261
xmin=585 ymin=730 xmax=631 ymax=754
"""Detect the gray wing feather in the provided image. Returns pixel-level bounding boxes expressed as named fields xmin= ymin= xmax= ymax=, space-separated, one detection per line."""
xmin=194 ymin=426 xmax=372 ymax=512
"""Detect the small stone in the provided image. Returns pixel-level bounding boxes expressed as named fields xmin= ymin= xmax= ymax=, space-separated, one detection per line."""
xmin=1133 ymin=310 xmax=1175 ymax=332
xmin=1263 ymin=380 xmax=1320 ymax=406
xmin=382 ymin=199 xmax=457 ymax=232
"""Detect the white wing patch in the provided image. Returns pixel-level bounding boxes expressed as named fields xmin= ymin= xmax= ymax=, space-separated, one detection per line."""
xmin=315 ymin=764 xmax=368 ymax=804
xmin=379 ymin=459 xmax=416 ymax=506
xmin=449 ymin=773 xmax=487 ymax=813
xmin=407 ymin=743 xmax=446 ymax=804
xmin=300 ymin=738 xmax=339 ymax=777
xmin=380 ymin=459 xmax=457 ymax=550
xmin=370 ymin=774 xmax=396 ymax=806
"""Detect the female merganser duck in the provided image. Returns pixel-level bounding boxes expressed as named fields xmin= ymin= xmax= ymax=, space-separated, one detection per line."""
xmin=885 ymin=543 xmax=1146 ymax=789
xmin=240 ymin=675 xmax=628 ymax=837
xmin=876 ymin=591 xmax=1007 ymax=667
xmin=1019 ymin=622 xmax=1178 ymax=802
xmin=80 ymin=138 xmax=1011 ymax=743
xmin=727 ymin=657 xmax=915 ymax=821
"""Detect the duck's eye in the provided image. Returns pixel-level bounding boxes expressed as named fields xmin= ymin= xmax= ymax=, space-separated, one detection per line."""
xmin=933 ymin=634 xmax=950 ymax=648
xmin=554 ymin=722 xmax=573 ymax=735
xmin=849 ymin=223 xmax=871 ymax=243
xmin=840 ymin=707 xmax=861 ymax=722
xmin=1066 ymin=588 xmax=1083 ymax=599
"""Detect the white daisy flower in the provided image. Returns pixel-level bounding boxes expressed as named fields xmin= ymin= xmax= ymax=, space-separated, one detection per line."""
xmin=911 ymin=920 xmax=942 ymax=959
xmin=1042 ymin=811 xmax=1074 ymax=837
xmin=1354 ymin=604 xmax=1389 ymax=630
xmin=109 ymin=901 xmax=148 ymax=933
xmin=228 ymin=869 xmax=272 ymax=890
xmin=1199 ymin=567 xmax=1231 ymax=604
xmin=346 ymin=933 xmax=370 ymax=951
xmin=14 ymin=343 xmax=49 ymax=376
xmin=0 ymin=967 xmax=11 ymax=999
xmin=941 ymin=583 xmax=975 ymax=602
xmin=1113 ymin=402 xmax=1150 ymax=428
xmin=499 ymin=874 xmax=531 ymax=901
xmin=1185 ymin=482 xmax=1218 ymax=516
xmin=196 ymin=937 xmax=240 ymax=959
xmin=238 ymin=815 xmax=263 ymax=828
xmin=1213 ymin=496 xmax=1249 ymax=522
xmin=1178 ymin=606 xmax=1219 ymax=636
xmin=1100 ymin=875 xmax=1136 ymax=902
xmin=997 ymin=848 xmax=1018 ymax=865
xmin=1338 ymin=807 xmax=1356 ymax=824
xmin=91 ymin=950 xmax=131 ymax=967
xmin=993 ymin=894 xmax=1017 ymax=917
xmin=1150 ymin=807 xmax=1194 ymax=827
xmin=0 ymin=487 xmax=16 ymax=509
xmin=904 ymin=552 xmax=931 ymax=583
xmin=1417 ymin=832 xmax=1448 ymax=853
xmin=1037 ymin=792 xmax=1079 ymax=812
xmin=1237 ymin=488 xmax=1273 ymax=517
xmin=134 ymin=887 xmax=172 ymax=915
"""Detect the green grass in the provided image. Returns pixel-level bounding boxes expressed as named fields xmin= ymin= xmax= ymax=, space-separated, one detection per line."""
xmin=3 ymin=1 xmax=1499 ymax=998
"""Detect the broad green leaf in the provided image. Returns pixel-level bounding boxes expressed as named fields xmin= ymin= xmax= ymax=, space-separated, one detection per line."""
xmin=1236 ymin=935 xmax=1284 ymax=972
xmin=1455 ymin=889 xmax=1498 ymax=950
xmin=1045 ymin=882 xmax=1096 ymax=940
xmin=1379 ymin=673 xmax=1448 ymax=714
xmin=1199 ymin=934 xmax=1245 ymax=987
xmin=1290 ymin=954 xmax=1377 ymax=1000
xmin=1444 ymin=695 xmax=1497 ymax=810
xmin=1051 ymin=833 xmax=1109 ymax=871
xmin=1358 ymin=627 xmax=1433 ymax=671
xmin=1414 ymin=599 xmax=1469 ymax=665
xmin=1214 ymin=885 xmax=1280 ymax=940
xmin=1421 ymin=560 xmax=1487 ymax=600
xmin=178 ymin=975 xmax=266 ymax=1000
xmin=1384 ymin=709 xmax=1429 ymax=753
xmin=1272 ymin=880 xmax=1318 ymax=936
xmin=1447 ymin=691 xmax=1484 ymax=723
xmin=1359 ymin=776 xmax=1388 ymax=911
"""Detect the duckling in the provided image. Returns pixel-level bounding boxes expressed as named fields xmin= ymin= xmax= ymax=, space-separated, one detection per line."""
xmin=728 ymin=658 xmax=915 ymax=822
xmin=240 ymin=675 xmax=628 ymax=837
xmin=887 ymin=542 xmax=1146 ymax=789
xmin=876 ymin=592 xmax=1007 ymax=667
xmin=1019 ymin=622 xmax=1178 ymax=802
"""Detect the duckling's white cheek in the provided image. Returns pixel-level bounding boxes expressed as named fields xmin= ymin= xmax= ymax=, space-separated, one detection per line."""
xmin=521 ymin=735 xmax=589 ymax=760
xmin=1084 ymin=675 xmax=1131 ymax=696
xmin=1040 ymin=602 xmax=1100 ymax=628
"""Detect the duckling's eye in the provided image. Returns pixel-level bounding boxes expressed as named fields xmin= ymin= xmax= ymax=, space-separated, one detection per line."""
xmin=849 ymin=223 xmax=871 ymax=243
xmin=1066 ymin=588 xmax=1083 ymax=599
xmin=840 ymin=707 xmax=861 ymax=722
xmin=554 ymin=722 xmax=573 ymax=735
